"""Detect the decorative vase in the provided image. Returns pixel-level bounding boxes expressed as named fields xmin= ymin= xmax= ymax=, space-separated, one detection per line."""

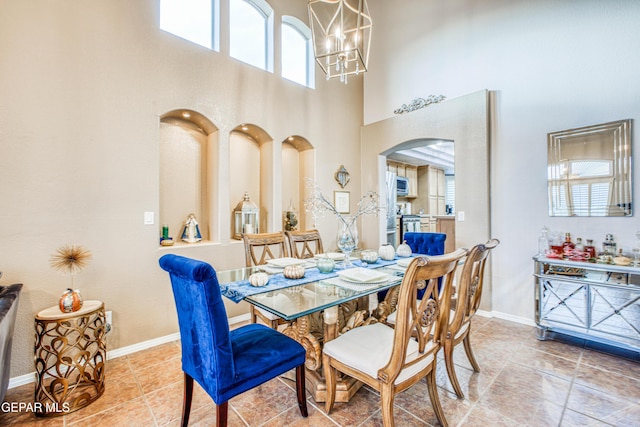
xmin=396 ymin=241 xmax=412 ymax=257
xmin=336 ymin=217 xmax=358 ymax=268
xmin=59 ymin=288 xmax=83 ymax=313
xmin=317 ymin=256 xmax=336 ymax=273
xmin=378 ymin=244 xmax=395 ymax=261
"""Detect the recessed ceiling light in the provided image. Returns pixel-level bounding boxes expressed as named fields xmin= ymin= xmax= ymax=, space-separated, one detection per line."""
xmin=242 ymin=125 xmax=249 ymax=131
xmin=288 ymin=136 xmax=294 ymax=141
xmin=182 ymin=111 xmax=191 ymax=118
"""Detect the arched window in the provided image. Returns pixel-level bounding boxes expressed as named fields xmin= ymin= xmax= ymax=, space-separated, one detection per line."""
xmin=229 ymin=0 xmax=273 ymax=72
xmin=160 ymin=0 xmax=219 ymax=51
xmin=281 ymin=16 xmax=314 ymax=88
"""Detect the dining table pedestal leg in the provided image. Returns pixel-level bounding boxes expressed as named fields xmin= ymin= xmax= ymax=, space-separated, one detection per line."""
xmin=282 ymin=298 xmax=374 ymax=403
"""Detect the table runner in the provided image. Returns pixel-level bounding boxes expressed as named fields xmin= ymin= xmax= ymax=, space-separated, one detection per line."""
xmin=220 ymin=256 xmax=412 ymax=303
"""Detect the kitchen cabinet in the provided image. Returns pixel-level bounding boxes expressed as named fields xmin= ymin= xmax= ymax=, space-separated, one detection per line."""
xmin=427 ymin=166 xmax=445 ymax=215
xmin=405 ymin=166 xmax=418 ymax=198
xmin=436 ymin=216 xmax=455 ymax=253
xmin=420 ymin=216 xmax=436 ymax=232
xmin=533 ymin=256 xmax=640 ymax=353
xmin=387 ymin=161 xmax=418 ymax=198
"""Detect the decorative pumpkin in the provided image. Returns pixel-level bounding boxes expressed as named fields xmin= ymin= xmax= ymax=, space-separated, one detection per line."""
xmin=396 ymin=241 xmax=413 ymax=257
xmin=360 ymin=250 xmax=379 ymax=264
xmin=317 ymin=256 xmax=336 ymax=273
xmin=283 ymin=264 xmax=305 ymax=279
xmin=59 ymin=288 xmax=83 ymax=313
xmin=248 ymin=272 xmax=269 ymax=287
xmin=378 ymin=244 xmax=396 ymax=261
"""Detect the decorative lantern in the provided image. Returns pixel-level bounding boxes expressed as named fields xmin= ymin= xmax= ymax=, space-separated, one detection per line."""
xmin=283 ymin=200 xmax=299 ymax=231
xmin=233 ymin=192 xmax=259 ymax=240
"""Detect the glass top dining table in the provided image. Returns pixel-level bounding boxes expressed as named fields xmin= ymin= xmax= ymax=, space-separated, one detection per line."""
xmin=216 ymin=262 xmax=405 ymax=321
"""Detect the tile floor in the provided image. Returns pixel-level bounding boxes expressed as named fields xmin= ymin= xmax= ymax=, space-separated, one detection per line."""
xmin=2 ymin=317 xmax=639 ymax=426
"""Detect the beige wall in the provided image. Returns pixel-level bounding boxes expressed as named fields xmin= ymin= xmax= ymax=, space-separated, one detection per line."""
xmin=365 ymin=0 xmax=640 ymax=322
xmin=0 ymin=0 xmax=363 ymax=377
xmin=360 ymin=90 xmax=491 ymax=308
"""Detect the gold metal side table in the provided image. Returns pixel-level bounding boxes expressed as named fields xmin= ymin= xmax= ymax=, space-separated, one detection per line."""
xmin=34 ymin=300 xmax=107 ymax=416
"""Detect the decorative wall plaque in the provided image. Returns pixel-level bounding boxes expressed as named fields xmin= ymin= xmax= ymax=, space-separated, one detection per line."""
xmin=334 ymin=165 xmax=350 ymax=188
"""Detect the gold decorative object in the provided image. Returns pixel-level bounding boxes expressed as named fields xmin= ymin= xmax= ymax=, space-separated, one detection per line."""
xmin=34 ymin=301 xmax=106 ymax=416
xmin=58 ymin=288 xmax=83 ymax=313
xmin=49 ymin=244 xmax=92 ymax=276
xmin=50 ymin=244 xmax=92 ymax=313
xmin=283 ymin=265 xmax=305 ymax=279
xmin=334 ymin=165 xmax=350 ymax=188
xmin=248 ymin=272 xmax=269 ymax=287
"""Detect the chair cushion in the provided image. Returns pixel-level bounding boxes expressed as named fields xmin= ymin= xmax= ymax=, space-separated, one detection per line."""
xmin=214 ymin=323 xmax=306 ymax=403
xmin=323 ymin=323 xmax=436 ymax=385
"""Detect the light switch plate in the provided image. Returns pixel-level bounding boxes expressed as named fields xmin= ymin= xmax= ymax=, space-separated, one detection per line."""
xmin=144 ymin=211 xmax=155 ymax=225
xmin=457 ymin=211 xmax=465 ymax=222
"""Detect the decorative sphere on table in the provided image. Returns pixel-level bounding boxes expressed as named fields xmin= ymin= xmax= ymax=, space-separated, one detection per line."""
xmin=283 ymin=265 xmax=305 ymax=279
xmin=59 ymin=288 xmax=83 ymax=313
xmin=360 ymin=250 xmax=379 ymax=264
xmin=378 ymin=244 xmax=395 ymax=261
xmin=396 ymin=241 xmax=413 ymax=257
xmin=248 ymin=272 xmax=269 ymax=287
xmin=317 ymin=256 xmax=336 ymax=273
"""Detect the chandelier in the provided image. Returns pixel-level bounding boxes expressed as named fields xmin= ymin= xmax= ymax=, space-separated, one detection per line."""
xmin=308 ymin=0 xmax=372 ymax=84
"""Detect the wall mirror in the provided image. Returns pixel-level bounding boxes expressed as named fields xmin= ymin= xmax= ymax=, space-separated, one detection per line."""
xmin=548 ymin=119 xmax=632 ymax=216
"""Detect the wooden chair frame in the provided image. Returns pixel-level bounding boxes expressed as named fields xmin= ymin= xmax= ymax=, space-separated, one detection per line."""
xmin=285 ymin=229 xmax=324 ymax=259
xmin=242 ymin=232 xmax=290 ymax=329
xmin=323 ymin=249 xmax=467 ymax=427
xmin=443 ymin=238 xmax=499 ymax=398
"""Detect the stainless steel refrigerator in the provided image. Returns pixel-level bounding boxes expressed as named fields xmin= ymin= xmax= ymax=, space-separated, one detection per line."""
xmin=385 ymin=171 xmax=397 ymax=245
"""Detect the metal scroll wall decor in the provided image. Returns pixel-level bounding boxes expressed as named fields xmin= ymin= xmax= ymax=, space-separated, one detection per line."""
xmin=394 ymin=95 xmax=446 ymax=115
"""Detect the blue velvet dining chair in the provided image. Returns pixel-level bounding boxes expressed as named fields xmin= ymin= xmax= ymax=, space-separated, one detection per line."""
xmin=159 ymin=254 xmax=308 ymax=427
xmin=403 ymin=232 xmax=446 ymax=255
xmin=378 ymin=232 xmax=447 ymax=316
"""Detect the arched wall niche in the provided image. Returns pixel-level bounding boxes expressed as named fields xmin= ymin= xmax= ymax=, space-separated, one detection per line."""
xmin=230 ymin=123 xmax=274 ymax=237
xmin=281 ymin=135 xmax=316 ymax=232
xmin=159 ymin=109 xmax=219 ymax=245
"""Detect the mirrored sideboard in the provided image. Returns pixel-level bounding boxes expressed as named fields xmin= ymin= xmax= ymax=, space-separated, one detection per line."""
xmin=533 ymin=255 xmax=640 ymax=355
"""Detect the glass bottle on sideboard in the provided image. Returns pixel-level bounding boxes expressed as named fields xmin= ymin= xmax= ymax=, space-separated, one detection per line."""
xmin=538 ymin=226 xmax=549 ymax=256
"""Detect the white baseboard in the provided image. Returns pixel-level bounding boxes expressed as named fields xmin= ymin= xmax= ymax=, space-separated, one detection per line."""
xmin=491 ymin=310 xmax=537 ymax=327
xmin=9 ymin=313 xmax=252 ymax=389
xmin=476 ymin=309 xmax=493 ymax=318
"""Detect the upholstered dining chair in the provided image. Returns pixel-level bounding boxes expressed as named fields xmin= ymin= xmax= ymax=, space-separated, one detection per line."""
xmin=285 ymin=229 xmax=324 ymax=259
xmin=243 ymin=232 xmax=290 ymax=328
xmin=443 ymin=238 xmax=499 ymax=399
xmin=378 ymin=232 xmax=447 ymax=322
xmin=403 ymin=232 xmax=446 ymax=255
xmin=323 ymin=249 xmax=468 ymax=427
xmin=159 ymin=254 xmax=308 ymax=427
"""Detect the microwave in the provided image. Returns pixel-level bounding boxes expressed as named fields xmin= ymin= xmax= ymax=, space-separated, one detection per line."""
xmin=396 ymin=176 xmax=409 ymax=196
